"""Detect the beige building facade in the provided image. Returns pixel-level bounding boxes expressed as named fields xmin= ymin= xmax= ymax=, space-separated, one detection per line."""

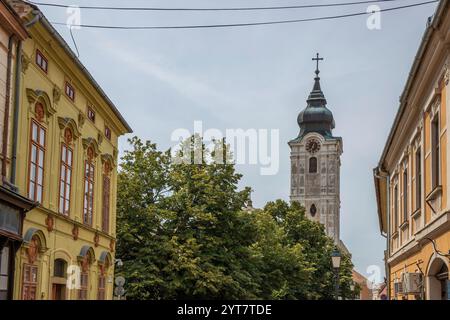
xmin=374 ymin=0 xmax=450 ymax=300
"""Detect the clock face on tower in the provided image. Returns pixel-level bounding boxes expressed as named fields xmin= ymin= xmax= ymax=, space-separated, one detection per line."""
xmin=305 ymin=138 xmax=321 ymax=154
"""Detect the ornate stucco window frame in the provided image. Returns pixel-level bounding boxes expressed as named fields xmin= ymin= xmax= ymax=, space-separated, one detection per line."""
xmin=26 ymin=88 xmax=56 ymax=123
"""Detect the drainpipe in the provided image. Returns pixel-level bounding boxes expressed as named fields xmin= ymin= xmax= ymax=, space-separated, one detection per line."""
xmin=385 ymin=174 xmax=391 ymax=300
xmin=2 ymin=35 xmax=15 ymax=183
xmin=10 ymin=10 xmax=41 ymax=186
xmin=375 ymin=168 xmax=390 ymax=299
xmin=9 ymin=39 xmax=22 ymax=187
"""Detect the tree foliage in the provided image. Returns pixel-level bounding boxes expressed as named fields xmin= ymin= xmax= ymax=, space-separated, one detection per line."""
xmin=116 ymin=136 xmax=354 ymax=300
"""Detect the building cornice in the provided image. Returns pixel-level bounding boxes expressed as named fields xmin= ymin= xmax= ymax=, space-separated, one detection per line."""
xmin=0 ymin=0 xmax=27 ymax=39
xmin=377 ymin=0 xmax=449 ymax=168
xmin=10 ymin=0 xmax=132 ymax=134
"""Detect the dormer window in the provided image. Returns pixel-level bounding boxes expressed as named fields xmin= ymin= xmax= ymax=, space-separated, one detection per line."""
xmin=309 ymin=157 xmax=318 ymax=173
xmin=36 ymin=50 xmax=48 ymax=73
xmin=105 ymin=126 xmax=111 ymax=140
xmin=87 ymin=107 xmax=96 ymax=123
xmin=65 ymin=82 xmax=75 ymax=101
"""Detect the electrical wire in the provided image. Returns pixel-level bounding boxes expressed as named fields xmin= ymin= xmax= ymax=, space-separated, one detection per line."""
xmin=49 ymin=0 xmax=438 ymax=30
xmin=69 ymin=26 xmax=80 ymax=57
xmin=29 ymin=0 xmax=405 ymax=12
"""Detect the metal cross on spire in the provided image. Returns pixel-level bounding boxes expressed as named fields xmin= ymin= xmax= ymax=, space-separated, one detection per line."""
xmin=312 ymin=53 xmax=323 ymax=75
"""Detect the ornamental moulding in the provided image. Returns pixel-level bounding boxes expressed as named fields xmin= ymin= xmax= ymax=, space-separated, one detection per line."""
xmin=101 ymin=153 xmax=115 ymax=167
xmin=58 ymin=117 xmax=81 ymax=140
xmin=78 ymin=111 xmax=86 ymax=128
xmin=97 ymin=131 xmax=103 ymax=146
xmin=21 ymin=53 xmax=30 ymax=73
xmin=53 ymin=85 xmax=62 ymax=104
xmin=444 ymin=64 xmax=449 ymax=85
xmin=26 ymin=88 xmax=56 ymax=117
xmin=82 ymin=137 xmax=100 ymax=156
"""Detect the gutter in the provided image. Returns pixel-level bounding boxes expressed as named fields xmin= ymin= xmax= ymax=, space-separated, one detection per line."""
xmin=377 ymin=0 xmax=447 ymax=168
xmin=373 ymin=167 xmax=389 ymax=237
xmin=2 ymin=35 xmax=15 ymax=180
xmin=373 ymin=167 xmax=391 ymax=299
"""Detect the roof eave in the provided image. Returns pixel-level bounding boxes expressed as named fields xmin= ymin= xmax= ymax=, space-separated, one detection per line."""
xmin=1 ymin=0 xmax=28 ymax=39
xmin=373 ymin=167 xmax=387 ymax=235
xmin=23 ymin=3 xmax=133 ymax=134
xmin=377 ymin=0 xmax=447 ymax=167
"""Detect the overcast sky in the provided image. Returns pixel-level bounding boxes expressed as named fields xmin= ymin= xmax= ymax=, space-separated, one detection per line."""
xmin=37 ymin=0 xmax=440 ymax=281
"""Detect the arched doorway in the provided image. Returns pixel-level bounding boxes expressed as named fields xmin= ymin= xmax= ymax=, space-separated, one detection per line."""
xmin=52 ymin=259 xmax=67 ymax=300
xmin=78 ymin=246 xmax=95 ymax=300
xmin=426 ymin=255 xmax=449 ymax=300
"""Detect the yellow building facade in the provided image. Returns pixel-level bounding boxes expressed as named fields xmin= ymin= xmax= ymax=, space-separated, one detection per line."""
xmin=5 ymin=1 xmax=132 ymax=300
xmin=374 ymin=0 xmax=449 ymax=300
xmin=0 ymin=0 xmax=34 ymax=301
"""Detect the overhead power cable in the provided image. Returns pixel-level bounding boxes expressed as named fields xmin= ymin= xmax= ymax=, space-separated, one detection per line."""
xmin=47 ymin=1 xmax=438 ymax=30
xmin=29 ymin=0 xmax=404 ymax=11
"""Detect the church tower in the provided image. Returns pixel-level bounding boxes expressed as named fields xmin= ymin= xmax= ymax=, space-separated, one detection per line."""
xmin=289 ymin=54 xmax=343 ymax=244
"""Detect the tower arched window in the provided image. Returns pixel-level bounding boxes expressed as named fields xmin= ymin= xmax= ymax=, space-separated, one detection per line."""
xmin=309 ymin=157 xmax=318 ymax=173
xmin=310 ymin=204 xmax=317 ymax=217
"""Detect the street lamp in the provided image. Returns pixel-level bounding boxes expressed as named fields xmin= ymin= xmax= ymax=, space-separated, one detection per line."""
xmin=115 ymin=258 xmax=123 ymax=267
xmin=331 ymin=249 xmax=341 ymax=300
xmin=350 ymin=282 xmax=355 ymax=300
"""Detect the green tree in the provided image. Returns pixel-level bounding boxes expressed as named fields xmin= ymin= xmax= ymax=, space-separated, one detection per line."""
xmin=260 ymin=200 xmax=354 ymax=300
xmin=116 ymin=136 xmax=354 ymax=300
xmin=117 ymin=136 xmax=259 ymax=299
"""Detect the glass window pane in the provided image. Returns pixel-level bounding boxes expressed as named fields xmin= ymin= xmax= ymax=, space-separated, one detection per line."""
xmin=59 ymin=181 xmax=64 ymax=198
xmin=31 ymin=146 xmax=37 ymax=163
xmin=39 ymin=129 xmax=45 ymax=146
xmin=65 ymin=200 xmax=70 ymax=214
xmin=30 ymin=165 xmax=36 ymax=182
xmin=36 ymin=185 xmax=42 ymax=202
xmin=61 ymin=166 xmax=66 ymax=182
xmin=67 ymin=169 xmax=71 ymax=182
xmin=24 ymin=266 xmax=30 ymax=282
xmin=38 ymin=150 xmax=44 ymax=167
xmin=0 ymin=247 xmax=9 ymax=274
xmin=54 ymin=260 xmax=66 ymax=278
xmin=65 ymin=184 xmax=70 ymax=199
xmin=31 ymin=267 xmax=37 ymax=281
xmin=29 ymin=182 xmax=35 ymax=200
xmin=37 ymin=168 xmax=43 ymax=185
xmin=32 ymin=123 xmax=37 ymax=142
xmin=0 ymin=276 xmax=8 ymax=291
xmin=59 ymin=197 xmax=64 ymax=213
xmin=61 ymin=146 xmax=66 ymax=162
xmin=67 ymin=150 xmax=72 ymax=166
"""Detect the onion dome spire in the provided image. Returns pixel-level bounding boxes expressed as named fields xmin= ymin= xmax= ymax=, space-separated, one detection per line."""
xmin=296 ymin=53 xmax=335 ymax=139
